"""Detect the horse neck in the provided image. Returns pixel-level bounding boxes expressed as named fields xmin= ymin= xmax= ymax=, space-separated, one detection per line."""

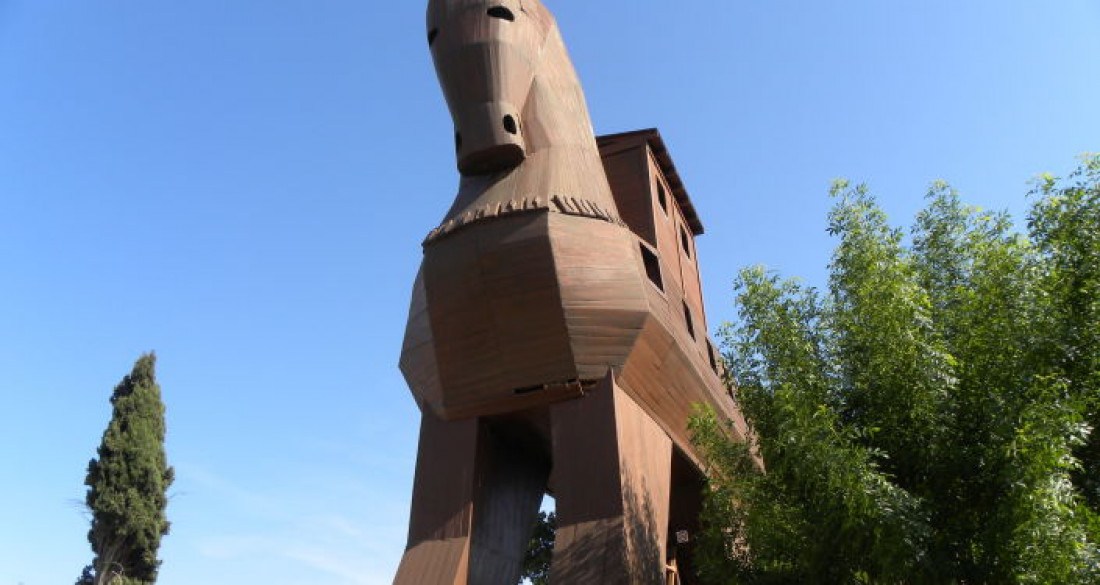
xmin=524 ymin=25 xmax=603 ymax=156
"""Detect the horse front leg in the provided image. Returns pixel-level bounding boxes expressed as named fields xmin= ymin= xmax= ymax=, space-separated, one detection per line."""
xmin=394 ymin=411 xmax=548 ymax=585
xmin=549 ymin=372 xmax=673 ymax=585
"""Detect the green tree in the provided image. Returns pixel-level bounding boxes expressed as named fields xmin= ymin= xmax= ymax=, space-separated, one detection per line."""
xmin=520 ymin=510 xmax=555 ymax=585
xmin=78 ymin=353 xmax=173 ymax=585
xmin=1030 ymin=163 xmax=1100 ymax=510
xmin=691 ymin=156 xmax=1100 ymax=584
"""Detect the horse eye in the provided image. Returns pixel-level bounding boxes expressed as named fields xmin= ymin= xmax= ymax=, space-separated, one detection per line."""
xmin=487 ymin=6 xmax=515 ymax=21
xmin=428 ymin=28 xmax=439 ymax=46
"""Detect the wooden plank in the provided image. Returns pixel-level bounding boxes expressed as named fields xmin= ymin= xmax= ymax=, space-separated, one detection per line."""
xmin=549 ymin=373 xmax=671 ymax=585
xmin=600 ymin=145 xmax=656 ymax=245
xmin=468 ymin=424 xmax=549 ymax=585
xmin=395 ymin=413 xmax=478 ymax=585
xmin=400 ymin=268 xmax=443 ymax=410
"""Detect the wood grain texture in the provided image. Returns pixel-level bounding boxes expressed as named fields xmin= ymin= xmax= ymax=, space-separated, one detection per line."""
xmin=395 ymin=413 xmax=478 ymax=585
xmin=422 ymin=0 xmax=623 ymax=243
xmin=396 ymin=412 xmax=550 ymax=585
xmin=597 ymin=130 xmax=704 ymax=236
xmin=549 ymin=372 xmax=672 ymax=585
xmin=467 ymin=424 xmax=549 ymax=584
xmin=399 ymin=268 xmax=443 ymax=411
xmin=394 ymin=1 xmax=749 ymax=582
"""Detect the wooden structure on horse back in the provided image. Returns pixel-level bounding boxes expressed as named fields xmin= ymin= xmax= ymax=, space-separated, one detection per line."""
xmin=396 ymin=1 xmax=749 ymax=583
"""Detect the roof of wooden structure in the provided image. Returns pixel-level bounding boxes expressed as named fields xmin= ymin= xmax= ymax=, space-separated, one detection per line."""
xmin=596 ymin=128 xmax=704 ymax=235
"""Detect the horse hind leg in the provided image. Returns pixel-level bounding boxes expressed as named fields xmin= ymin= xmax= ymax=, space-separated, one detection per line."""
xmin=393 ymin=411 xmax=548 ymax=585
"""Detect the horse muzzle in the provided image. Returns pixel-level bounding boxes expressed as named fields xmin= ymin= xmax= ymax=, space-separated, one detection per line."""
xmin=455 ymin=102 xmax=527 ymax=175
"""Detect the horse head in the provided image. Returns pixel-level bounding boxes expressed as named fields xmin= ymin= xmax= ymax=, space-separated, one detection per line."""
xmin=423 ymin=0 xmax=622 ymax=242
xmin=427 ymin=0 xmax=553 ymax=176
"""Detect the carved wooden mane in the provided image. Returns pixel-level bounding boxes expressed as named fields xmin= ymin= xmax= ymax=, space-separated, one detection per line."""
xmin=424 ymin=0 xmax=622 ymax=243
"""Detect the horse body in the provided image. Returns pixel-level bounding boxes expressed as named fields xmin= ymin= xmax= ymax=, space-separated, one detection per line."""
xmin=395 ymin=2 xmax=746 ymax=583
xmin=404 ymin=0 xmax=647 ymax=419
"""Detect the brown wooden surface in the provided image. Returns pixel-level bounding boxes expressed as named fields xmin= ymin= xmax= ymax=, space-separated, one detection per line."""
xmin=421 ymin=213 xmax=578 ymax=418
xmin=600 ymin=145 xmax=658 ymax=246
xmin=396 ymin=412 xmax=549 ymax=585
xmin=549 ymin=213 xmax=650 ymax=380
xmin=423 ymin=0 xmax=623 ymax=243
xmin=399 ymin=268 xmax=443 ymax=411
xmin=597 ymin=130 xmax=704 ymax=236
xmin=550 ymin=372 xmax=672 ymax=585
xmin=396 ymin=1 xmax=749 ymax=582
xmin=394 ymin=413 xmax=478 ymax=585
xmin=467 ymin=424 xmax=549 ymax=584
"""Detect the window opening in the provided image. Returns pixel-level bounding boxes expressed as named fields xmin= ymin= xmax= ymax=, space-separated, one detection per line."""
xmin=640 ymin=244 xmax=663 ymax=291
xmin=656 ymin=180 xmax=668 ymax=213
xmin=680 ymin=226 xmax=692 ymax=259
xmin=683 ymin=302 xmax=696 ymax=340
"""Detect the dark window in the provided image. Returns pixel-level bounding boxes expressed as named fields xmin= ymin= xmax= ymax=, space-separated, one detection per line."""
xmin=680 ymin=226 xmax=692 ymax=259
xmin=640 ymin=244 xmax=663 ymax=291
xmin=656 ymin=180 xmax=668 ymax=213
xmin=707 ymin=340 xmax=718 ymax=372
xmin=487 ymin=6 xmax=515 ymax=21
xmin=683 ymin=302 xmax=695 ymax=339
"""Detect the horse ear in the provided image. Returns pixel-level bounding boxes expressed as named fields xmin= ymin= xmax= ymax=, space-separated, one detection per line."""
xmin=426 ymin=0 xmax=466 ymax=33
xmin=425 ymin=0 xmax=442 ymax=26
xmin=425 ymin=0 xmax=458 ymax=21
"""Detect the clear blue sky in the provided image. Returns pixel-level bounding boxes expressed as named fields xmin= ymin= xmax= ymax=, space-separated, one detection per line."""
xmin=1 ymin=2 xmax=1097 ymax=584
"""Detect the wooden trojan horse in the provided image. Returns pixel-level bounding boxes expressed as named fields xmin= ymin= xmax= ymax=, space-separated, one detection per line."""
xmin=397 ymin=0 xmax=748 ymax=583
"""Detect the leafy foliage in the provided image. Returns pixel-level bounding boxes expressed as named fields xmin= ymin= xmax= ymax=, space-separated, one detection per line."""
xmin=520 ymin=511 xmax=555 ymax=585
xmin=79 ymin=353 xmax=174 ymax=585
xmin=691 ymin=156 xmax=1100 ymax=584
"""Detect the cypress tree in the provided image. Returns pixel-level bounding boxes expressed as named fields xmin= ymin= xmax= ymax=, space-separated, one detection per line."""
xmin=79 ymin=353 xmax=173 ymax=585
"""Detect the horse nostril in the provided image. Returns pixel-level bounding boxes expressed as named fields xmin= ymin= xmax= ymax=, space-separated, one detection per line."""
xmin=455 ymin=131 xmax=462 ymax=151
xmin=428 ymin=28 xmax=439 ymax=46
xmin=502 ymin=115 xmax=518 ymax=135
